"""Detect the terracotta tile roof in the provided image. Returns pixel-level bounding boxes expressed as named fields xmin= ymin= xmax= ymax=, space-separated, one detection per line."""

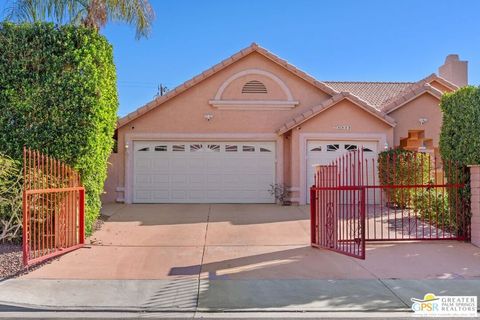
xmin=323 ymin=81 xmax=414 ymax=109
xmin=377 ymin=73 xmax=457 ymax=109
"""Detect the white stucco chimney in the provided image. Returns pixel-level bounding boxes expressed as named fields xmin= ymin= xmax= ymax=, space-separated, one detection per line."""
xmin=438 ymin=54 xmax=468 ymax=87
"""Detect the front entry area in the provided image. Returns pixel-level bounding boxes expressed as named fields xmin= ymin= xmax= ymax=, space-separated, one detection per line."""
xmin=310 ymin=148 xmax=470 ymax=259
xmin=306 ymin=140 xmax=378 ymax=203
xmin=133 ymin=141 xmax=276 ymax=203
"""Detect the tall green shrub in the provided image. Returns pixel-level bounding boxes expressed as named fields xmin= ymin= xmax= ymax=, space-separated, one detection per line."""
xmin=0 ymin=22 xmax=118 ymax=234
xmin=378 ymin=149 xmax=430 ymax=208
xmin=440 ymin=86 xmax=480 ymax=166
xmin=439 ymin=86 xmax=480 ymax=238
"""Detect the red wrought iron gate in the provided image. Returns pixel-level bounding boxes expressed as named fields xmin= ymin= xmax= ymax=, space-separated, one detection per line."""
xmin=23 ymin=147 xmax=85 ymax=267
xmin=310 ymin=149 xmax=469 ymax=260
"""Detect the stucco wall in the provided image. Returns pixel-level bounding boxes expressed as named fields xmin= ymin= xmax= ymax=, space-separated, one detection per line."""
xmin=115 ymin=52 xmax=332 ymax=201
xmin=288 ymin=99 xmax=394 ymax=203
xmin=389 ymin=93 xmax=442 ymax=147
xmin=101 ymin=153 xmax=121 ymax=204
xmin=106 ymin=50 xmax=446 ymax=205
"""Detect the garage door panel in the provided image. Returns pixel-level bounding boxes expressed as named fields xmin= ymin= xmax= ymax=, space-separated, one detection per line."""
xmin=134 ymin=190 xmax=152 ymax=201
xmin=206 ymin=174 xmax=222 ymax=185
xmin=151 ymin=158 xmax=170 ymax=168
xmin=188 ymin=174 xmax=205 ymax=185
xmin=135 ymin=159 xmax=151 ymax=171
xmin=223 ymin=174 xmax=241 ymax=184
xmin=189 ymin=190 xmax=207 ymax=200
xmin=152 ymin=190 xmax=170 ymax=200
xmin=170 ymin=174 xmax=187 ymax=183
xmin=135 ymin=174 xmax=152 ymax=185
xmin=152 ymin=174 xmax=169 ymax=184
xmin=257 ymin=174 xmax=275 ymax=184
xmin=171 ymin=190 xmax=187 ymax=200
xmin=187 ymin=159 xmax=205 ymax=171
xmin=133 ymin=141 xmax=275 ymax=203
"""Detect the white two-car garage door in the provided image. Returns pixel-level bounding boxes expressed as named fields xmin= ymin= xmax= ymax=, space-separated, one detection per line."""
xmin=306 ymin=140 xmax=378 ymax=203
xmin=133 ymin=141 xmax=276 ymax=203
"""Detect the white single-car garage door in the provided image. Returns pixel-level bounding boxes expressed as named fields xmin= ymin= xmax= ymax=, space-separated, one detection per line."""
xmin=306 ymin=140 xmax=378 ymax=203
xmin=133 ymin=141 xmax=276 ymax=203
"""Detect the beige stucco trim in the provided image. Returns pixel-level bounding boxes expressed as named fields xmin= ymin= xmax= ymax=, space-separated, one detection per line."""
xmin=298 ymin=132 xmax=387 ymax=205
xmin=123 ymin=132 xmax=283 ymax=204
xmin=420 ymin=73 xmax=458 ymax=91
xmin=213 ymin=68 xmax=295 ymax=101
xmin=209 ymin=99 xmax=299 ymax=110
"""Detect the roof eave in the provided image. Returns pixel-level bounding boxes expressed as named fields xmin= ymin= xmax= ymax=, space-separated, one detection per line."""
xmin=277 ymin=92 xmax=396 ymax=135
xmin=117 ymin=43 xmax=339 ymax=129
xmin=383 ymin=84 xmax=444 ymax=114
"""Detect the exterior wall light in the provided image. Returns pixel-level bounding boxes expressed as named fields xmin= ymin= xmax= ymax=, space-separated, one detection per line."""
xmin=384 ymin=142 xmax=389 ymax=150
xmin=204 ymin=113 xmax=214 ymax=121
xmin=419 ymin=118 xmax=428 ymax=125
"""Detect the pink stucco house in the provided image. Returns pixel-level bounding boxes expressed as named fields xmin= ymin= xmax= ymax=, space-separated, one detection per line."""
xmin=103 ymin=43 xmax=468 ymax=205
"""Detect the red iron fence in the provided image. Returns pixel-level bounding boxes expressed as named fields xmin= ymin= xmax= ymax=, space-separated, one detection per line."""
xmin=22 ymin=147 xmax=85 ymax=267
xmin=311 ymin=148 xmax=469 ymax=259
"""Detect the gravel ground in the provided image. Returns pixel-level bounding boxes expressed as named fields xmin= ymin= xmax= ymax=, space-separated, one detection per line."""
xmin=0 ymin=216 xmax=108 ymax=279
xmin=0 ymin=243 xmax=23 ymax=279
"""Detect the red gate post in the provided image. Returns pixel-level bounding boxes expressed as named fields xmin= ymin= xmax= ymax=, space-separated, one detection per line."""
xmin=22 ymin=146 xmax=29 ymax=266
xmin=22 ymin=191 xmax=29 ymax=266
xmin=79 ymin=188 xmax=85 ymax=245
xmin=310 ymin=186 xmax=318 ymax=246
xmin=360 ymin=186 xmax=366 ymax=259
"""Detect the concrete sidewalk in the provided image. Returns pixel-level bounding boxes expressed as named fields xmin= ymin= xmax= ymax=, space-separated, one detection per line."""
xmin=0 ymin=278 xmax=479 ymax=313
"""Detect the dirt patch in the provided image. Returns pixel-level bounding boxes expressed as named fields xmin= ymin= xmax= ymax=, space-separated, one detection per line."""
xmin=0 ymin=243 xmax=22 ymax=278
xmin=89 ymin=214 xmax=109 ymax=245
xmin=92 ymin=214 xmax=109 ymax=233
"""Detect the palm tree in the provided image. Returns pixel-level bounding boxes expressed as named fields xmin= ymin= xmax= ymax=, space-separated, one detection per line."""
xmin=4 ymin=0 xmax=155 ymax=38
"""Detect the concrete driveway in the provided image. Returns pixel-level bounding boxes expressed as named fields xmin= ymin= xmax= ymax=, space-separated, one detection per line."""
xmin=3 ymin=203 xmax=480 ymax=314
xmin=22 ymin=203 xmax=480 ymax=280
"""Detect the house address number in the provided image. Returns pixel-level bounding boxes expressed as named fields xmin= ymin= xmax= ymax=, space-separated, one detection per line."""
xmin=334 ymin=125 xmax=351 ymax=130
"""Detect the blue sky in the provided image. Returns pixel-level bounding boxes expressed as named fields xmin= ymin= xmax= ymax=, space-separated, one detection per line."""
xmin=2 ymin=1 xmax=480 ymax=116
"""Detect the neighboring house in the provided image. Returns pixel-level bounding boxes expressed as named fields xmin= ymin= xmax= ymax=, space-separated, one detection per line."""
xmin=103 ymin=43 xmax=467 ymax=205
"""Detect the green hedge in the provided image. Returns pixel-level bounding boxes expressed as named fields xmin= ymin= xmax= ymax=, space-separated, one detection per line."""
xmin=439 ymin=86 xmax=479 ymax=238
xmin=440 ymin=86 xmax=480 ymax=167
xmin=378 ymin=149 xmax=430 ymax=208
xmin=411 ymin=189 xmax=455 ymax=231
xmin=0 ymin=22 xmax=118 ymax=235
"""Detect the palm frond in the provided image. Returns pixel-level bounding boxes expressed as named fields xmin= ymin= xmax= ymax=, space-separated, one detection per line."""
xmin=3 ymin=0 xmax=155 ymax=39
xmin=106 ymin=0 xmax=155 ymax=39
xmin=4 ymin=0 xmax=47 ymax=23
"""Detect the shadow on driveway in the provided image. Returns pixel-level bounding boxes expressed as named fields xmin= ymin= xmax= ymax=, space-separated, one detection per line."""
xmin=106 ymin=203 xmax=308 ymax=226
